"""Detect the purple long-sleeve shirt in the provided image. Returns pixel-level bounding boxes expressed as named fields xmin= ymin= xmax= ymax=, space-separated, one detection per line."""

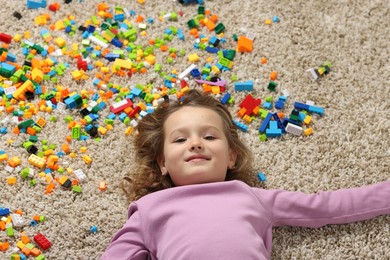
xmin=101 ymin=180 xmax=390 ymax=260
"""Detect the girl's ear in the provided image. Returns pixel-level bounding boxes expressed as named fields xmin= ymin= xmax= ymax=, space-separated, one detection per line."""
xmin=228 ymin=149 xmax=237 ymax=169
xmin=157 ymin=156 xmax=168 ymax=175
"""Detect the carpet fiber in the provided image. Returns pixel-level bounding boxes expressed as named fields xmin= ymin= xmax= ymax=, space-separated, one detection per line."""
xmin=0 ymin=0 xmax=389 ymax=259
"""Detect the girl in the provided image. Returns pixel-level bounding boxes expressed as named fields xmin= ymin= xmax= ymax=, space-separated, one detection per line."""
xmin=101 ymin=89 xmax=389 ymax=260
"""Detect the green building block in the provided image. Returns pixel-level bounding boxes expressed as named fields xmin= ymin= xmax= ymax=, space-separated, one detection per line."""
xmin=267 ymin=81 xmax=277 ymax=91
xmin=215 ymin=23 xmax=225 ymax=34
xmin=72 ymin=126 xmax=81 ymax=139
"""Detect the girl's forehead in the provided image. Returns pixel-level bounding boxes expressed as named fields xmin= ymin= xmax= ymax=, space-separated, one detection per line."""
xmin=164 ymin=106 xmax=224 ymax=128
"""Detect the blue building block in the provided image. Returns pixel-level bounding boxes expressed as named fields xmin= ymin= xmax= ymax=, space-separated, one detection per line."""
xmin=27 ymin=0 xmax=47 ymax=9
xmin=257 ymin=172 xmax=266 ymax=182
xmin=0 ymin=127 xmax=7 ymax=134
xmin=105 ymin=53 xmax=120 ymax=62
xmin=234 ymin=80 xmax=254 ymax=91
xmin=259 ymin=112 xmax=273 ymax=133
xmin=190 ymin=68 xmax=201 ymax=78
xmin=263 ymin=101 xmax=272 ymax=109
xmin=0 ymin=207 xmax=10 ymax=216
xmin=233 ymin=120 xmax=248 ymax=132
xmin=308 ymin=105 xmax=325 ymax=116
xmin=111 ymin=38 xmax=123 ymax=48
xmin=97 ymin=101 xmax=106 ymax=110
xmin=1 ymin=62 xmax=16 ymax=75
xmin=209 ymin=36 xmax=219 ymax=46
xmin=278 ymin=96 xmax=287 ymax=102
xmin=119 ymin=112 xmax=128 ymax=122
xmin=294 ymin=102 xmax=310 ymax=111
xmin=107 ymin=113 xmax=116 ymax=120
xmin=298 ymin=112 xmax=307 ymax=122
xmin=90 ymin=225 xmax=98 ymax=233
xmin=266 ymin=121 xmax=282 ymax=138
xmin=131 ymin=87 xmax=142 ymax=96
xmin=272 ymin=113 xmax=285 ymax=134
xmin=220 ymin=92 xmax=231 ymax=105
xmin=6 ymin=52 xmax=16 ymax=62
xmin=114 ymin=13 xmax=125 ymax=22
xmin=205 ymin=46 xmax=219 ymax=53
xmin=275 ymin=100 xmax=285 ymax=110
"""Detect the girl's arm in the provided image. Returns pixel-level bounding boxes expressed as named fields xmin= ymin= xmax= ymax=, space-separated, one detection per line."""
xmin=100 ymin=203 xmax=150 ymax=260
xmin=255 ymin=181 xmax=390 ymax=227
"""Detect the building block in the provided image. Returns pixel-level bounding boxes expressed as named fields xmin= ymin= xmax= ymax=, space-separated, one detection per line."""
xmin=237 ymin=36 xmax=253 ymax=52
xmin=110 ymin=98 xmax=133 ymax=114
xmin=259 ymin=112 xmax=273 ymax=133
xmin=234 ymin=80 xmax=253 ymax=91
xmin=239 ymin=94 xmax=261 ymax=116
xmin=27 ymin=0 xmax=47 ymax=9
xmin=257 ymin=172 xmax=266 ymax=182
xmin=0 ymin=33 xmax=12 ymax=44
xmin=266 ymin=121 xmax=282 ymax=138
xmin=10 ymin=214 xmax=25 ymax=227
xmin=0 ymin=207 xmax=11 ymax=216
xmin=285 ymin=123 xmax=302 ymax=136
xmin=33 ymin=233 xmax=51 ymax=250
xmin=73 ymin=169 xmax=87 ymax=183
xmin=233 ymin=120 xmax=248 ymax=132
xmin=272 ymin=113 xmax=285 ymax=134
xmin=28 ymin=154 xmax=46 ymax=169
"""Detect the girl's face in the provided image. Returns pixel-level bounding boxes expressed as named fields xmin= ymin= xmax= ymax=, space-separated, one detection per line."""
xmin=158 ymin=106 xmax=237 ymax=186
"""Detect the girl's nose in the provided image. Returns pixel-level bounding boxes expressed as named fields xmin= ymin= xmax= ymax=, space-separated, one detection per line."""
xmin=189 ymin=138 xmax=203 ymax=151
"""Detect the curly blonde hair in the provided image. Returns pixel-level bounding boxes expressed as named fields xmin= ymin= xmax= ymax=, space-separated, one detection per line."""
xmin=122 ymin=89 xmax=255 ymax=201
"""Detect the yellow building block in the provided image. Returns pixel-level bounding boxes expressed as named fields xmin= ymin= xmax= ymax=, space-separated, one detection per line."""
xmin=31 ymin=67 xmax=43 ymax=83
xmin=24 ymin=31 xmax=31 ymax=39
xmin=34 ymin=15 xmax=47 ymax=25
xmin=55 ymin=37 xmax=66 ymax=47
xmin=144 ymin=55 xmax=156 ymax=65
xmin=7 ymin=176 xmax=17 ymax=185
xmin=125 ymin=126 xmax=134 ymax=135
xmin=98 ymin=126 xmax=107 ymax=135
xmin=188 ymin=53 xmax=200 ymax=62
xmin=16 ymin=241 xmax=26 ymax=250
xmin=304 ymin=128 xmax=313 ymax=136
xmin=82 ymin=155 xmax=92 ymax=164
xmin=28 ymin=154 xmax=46 ymax=169
xmin=12 ymin=80 xmax=33 ymax=100
xmin=101 ymin=67 xmax=109 ymax=73
xmin=0 ymin=154 xmax=8 ymax=162
xmin=71 ymin=70 xmax=82 ymax=80
xmin=136 ymin=102 xmax=146 ymax=111
xmin=304 ymin=115 xmax=312 ymax=125
xmin=55 ymin=20 xmax=65 ymax=30
xmin=95 ymin=61 xmax=104 ymax=67
xmin=13 ymin=34 xmax=22 ymax=42
xmin=36 ymin=117 xmax=46 ymax=128
xmin=8 ymin=156 xmax=21 ymax=167
xmin=211 ymin=86 xmax=220 ymax=95
xmin=113 ymin=58 xmax=133 ymax=69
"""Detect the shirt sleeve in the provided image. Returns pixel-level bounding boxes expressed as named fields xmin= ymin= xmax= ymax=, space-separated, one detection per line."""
xmin=254 ymin=181 xmax=390 ymax=228
xmin=100 ymin=203 xmax=150 ymax=260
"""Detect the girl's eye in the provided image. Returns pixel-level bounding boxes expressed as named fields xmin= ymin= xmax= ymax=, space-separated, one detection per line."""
xmin=204 ymin=136 xmax=216 ymax=140
xmin=174 ymin=138 xmax=186 ymax=143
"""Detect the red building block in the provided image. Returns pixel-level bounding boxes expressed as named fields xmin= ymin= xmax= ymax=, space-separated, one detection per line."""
xmin=33 ymin=233 xmax=52 ymax=250
xmin=0 ymin=33 xmax=12 ymax=44
xmin=239 ymin=94 xmax=261 ymax=116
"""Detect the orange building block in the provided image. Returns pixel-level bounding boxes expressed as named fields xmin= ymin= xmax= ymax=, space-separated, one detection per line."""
xmin=0 ymin=242 xmax=10 ymax=251
xmin=237 ymin=36 xmax=253 ymax=52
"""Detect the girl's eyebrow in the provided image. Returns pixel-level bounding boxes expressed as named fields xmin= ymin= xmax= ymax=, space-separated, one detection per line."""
xmin=168 ymin=125 xmax=222 ymax=138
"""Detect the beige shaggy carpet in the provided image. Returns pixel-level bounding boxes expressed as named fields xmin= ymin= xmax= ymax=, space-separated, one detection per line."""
xmin=0 ymin=0 xmax=389 ymax=259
